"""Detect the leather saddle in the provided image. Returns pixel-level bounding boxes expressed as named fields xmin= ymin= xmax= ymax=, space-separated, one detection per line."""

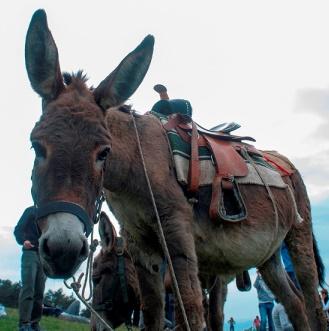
xmin=164 ymin=114 xmax=254 ymax=221
xmin=152 ymin=84 xmax=261 ymax=222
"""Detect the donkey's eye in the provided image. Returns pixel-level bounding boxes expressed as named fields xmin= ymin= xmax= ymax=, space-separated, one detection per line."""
xmin=31 ymin=141 xmax=47 ymax=159
xmin=97 ymin=147 xmax=111 ymax=162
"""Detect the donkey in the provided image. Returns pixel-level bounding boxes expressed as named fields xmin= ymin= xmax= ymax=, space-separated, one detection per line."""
xmin=92 ymin=212 xmax=229 ymax=331
xmin=91 ymin=212 xmax=140 ymax=330
xmin=26 ymin=9 xmax=326 ymax=331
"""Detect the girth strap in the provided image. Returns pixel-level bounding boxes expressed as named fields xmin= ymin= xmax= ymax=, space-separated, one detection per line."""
xmin=35 ymin=201 xmax=93 ymax=237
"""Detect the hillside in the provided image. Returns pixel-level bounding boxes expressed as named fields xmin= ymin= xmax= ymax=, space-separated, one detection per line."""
xmin=0 ymin=308 xmax=137 ymax=331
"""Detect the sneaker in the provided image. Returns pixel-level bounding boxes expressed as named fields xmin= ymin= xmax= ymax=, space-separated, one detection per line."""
xmin=31 ymin=324 xmax=45 ymax=331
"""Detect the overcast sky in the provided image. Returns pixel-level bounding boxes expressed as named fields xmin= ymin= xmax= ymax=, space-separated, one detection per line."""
xmin=1 ymin=0 xmax=329 ymax=326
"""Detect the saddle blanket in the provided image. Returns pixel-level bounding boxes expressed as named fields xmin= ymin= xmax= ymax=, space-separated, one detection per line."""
xmin=151 ymin=111 xmax=287 ymax=189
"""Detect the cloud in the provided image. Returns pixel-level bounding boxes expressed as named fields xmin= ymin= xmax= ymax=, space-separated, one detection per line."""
xmin=295 ymin=88 xmax=329 ymax=141
xmin=292 ymin=89 xmax=329 ymax=201
xmin=292 ymin=151 xmax=329 ymax=202
xmin=0 ymin=227 xmax=21 ymax=282
xmin=296 ymin=88 xmax=329 ymax=116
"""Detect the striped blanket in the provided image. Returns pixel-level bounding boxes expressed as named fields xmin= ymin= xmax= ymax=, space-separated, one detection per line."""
xmin=151 ymin=111 xmax=287 ymax=189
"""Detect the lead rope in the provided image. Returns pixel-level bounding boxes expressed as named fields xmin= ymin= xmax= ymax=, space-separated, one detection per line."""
xmin=64 ymin=270 xmax=114 ymax=331
xmin=81 ymin=230 xmax=98 ymax=301
xmin=63 ymin=192 xmax=115 ymax=330
xmin=64 ymin=227 xmax=114 ymax=331
xmin=130 ymin=111 xmax=191 ymax=331
xmin=81 ymin=192 xmax=105 ymax=301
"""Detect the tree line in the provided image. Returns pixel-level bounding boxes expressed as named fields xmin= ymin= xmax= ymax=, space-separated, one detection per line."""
xmin=0 ymin=278 xmax=89 ymax=315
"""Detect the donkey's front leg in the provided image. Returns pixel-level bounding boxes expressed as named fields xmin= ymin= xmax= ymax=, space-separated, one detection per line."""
xmin=164 ymin=208 xmax=205 ymax=331
xmin=135 ymin=261 xmax=165 ymax=331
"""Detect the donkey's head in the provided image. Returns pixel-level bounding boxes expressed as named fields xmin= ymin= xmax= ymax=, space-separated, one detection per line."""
xmin=92 ymin=213 xmax=140 ymax=330
xmin=26 ymin=9 xmax=154 ymax=278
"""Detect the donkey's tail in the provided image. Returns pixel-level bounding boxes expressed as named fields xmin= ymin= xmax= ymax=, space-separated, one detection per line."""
xmin=264 ymin=151 xmax=326 ymax=287
xmin=289 ymin=167 xmax=326 ymax=288
xmin=312 ymin=230 xmax=326 ymax=288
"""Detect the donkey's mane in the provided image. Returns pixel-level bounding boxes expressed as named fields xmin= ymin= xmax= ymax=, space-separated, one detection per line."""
xmin=62 ymin=70 xmax=90 ymax=97
xmin=62 ymin=72 xmax=136 ymax=116
xmin=63 ymin=70 xmax=88 ymax=85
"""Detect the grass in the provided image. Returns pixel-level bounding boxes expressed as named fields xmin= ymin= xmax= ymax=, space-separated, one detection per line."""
xmin=0 ymin=308 xmax=137 ymax=331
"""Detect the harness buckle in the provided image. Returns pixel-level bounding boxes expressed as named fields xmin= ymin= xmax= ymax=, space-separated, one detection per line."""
xmin=114 ymin=237 xmax=125 ymax=256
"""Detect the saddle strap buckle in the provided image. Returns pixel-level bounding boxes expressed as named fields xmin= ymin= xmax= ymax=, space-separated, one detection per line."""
xmin=222 ymin=174 xmax=234 ymax=190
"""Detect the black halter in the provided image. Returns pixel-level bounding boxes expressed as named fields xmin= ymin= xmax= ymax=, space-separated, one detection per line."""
xmin=93 ymin=238 xmax=129 ymax=311
xmin=34 ymin=193 xmax=105 ymax=237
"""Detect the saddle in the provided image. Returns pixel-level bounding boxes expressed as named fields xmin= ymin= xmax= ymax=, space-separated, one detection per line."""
xmin=151 ymin=84 xmax=262 ymax=222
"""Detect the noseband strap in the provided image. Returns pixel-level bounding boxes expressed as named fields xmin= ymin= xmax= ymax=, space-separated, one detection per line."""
xmin=35 ymin=201 xmax=93 ymax=237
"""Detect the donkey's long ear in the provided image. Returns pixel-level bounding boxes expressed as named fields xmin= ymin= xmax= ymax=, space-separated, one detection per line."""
xmin=25 ymin=9 xmax=64 ymax=100
xmin=98 ymin=212 xmax=115 ymax=250
xmin=94 ymin=35 xmax=154 ymax=110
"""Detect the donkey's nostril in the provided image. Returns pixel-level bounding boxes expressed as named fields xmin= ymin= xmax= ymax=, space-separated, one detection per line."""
xmin=42 ymin=238 xmax=51 ymax=257
xmin=80 ymin=239 xmax=89 ymax=258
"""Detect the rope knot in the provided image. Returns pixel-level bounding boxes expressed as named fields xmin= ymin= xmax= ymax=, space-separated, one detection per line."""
xmin=90 ymin=239 xmax=99 ymax=252
xmin=71 ymin=282 xmax=81 ymax=293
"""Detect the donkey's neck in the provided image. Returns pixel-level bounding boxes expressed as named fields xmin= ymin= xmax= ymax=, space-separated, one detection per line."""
xmin=103 ymin=109 xmax=140 ymax=192
xmin=103 ymin=108 xmax=173 ymax=212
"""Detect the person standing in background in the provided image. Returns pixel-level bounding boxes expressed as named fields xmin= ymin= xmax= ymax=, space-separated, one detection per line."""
xmin=272 ymin=300 xmax=294 ymax=331
xmin=253 ymin=270 xmax=275 ymax=331
xmin=14 ymin=206 xmax=47 ymax=331
xmin=227 ymin=317 xmax=235 ymax=331
xmin=253 ymin=315 xmax=261 ymax=330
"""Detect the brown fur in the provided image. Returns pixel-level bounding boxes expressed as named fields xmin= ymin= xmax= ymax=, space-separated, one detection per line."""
xmin=25 ymin=10 xmax=326 ymax=331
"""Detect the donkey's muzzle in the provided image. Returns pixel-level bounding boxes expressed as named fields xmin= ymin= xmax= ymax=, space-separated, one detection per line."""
xmin=38 ymin=213 xmax=89 ymax=278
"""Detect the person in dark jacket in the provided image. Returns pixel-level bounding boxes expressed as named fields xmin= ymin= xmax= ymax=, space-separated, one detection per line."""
xmin=14 ymin=206 xmax=47 ymax=331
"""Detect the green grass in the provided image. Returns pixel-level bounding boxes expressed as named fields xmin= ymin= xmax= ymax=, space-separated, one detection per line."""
xmin=0 ymin=308 xmax=137 ymax=331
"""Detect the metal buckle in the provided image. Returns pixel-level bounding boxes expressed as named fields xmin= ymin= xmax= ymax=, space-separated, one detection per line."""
xmin=114 ymin=238 xmax=125 ymax=256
